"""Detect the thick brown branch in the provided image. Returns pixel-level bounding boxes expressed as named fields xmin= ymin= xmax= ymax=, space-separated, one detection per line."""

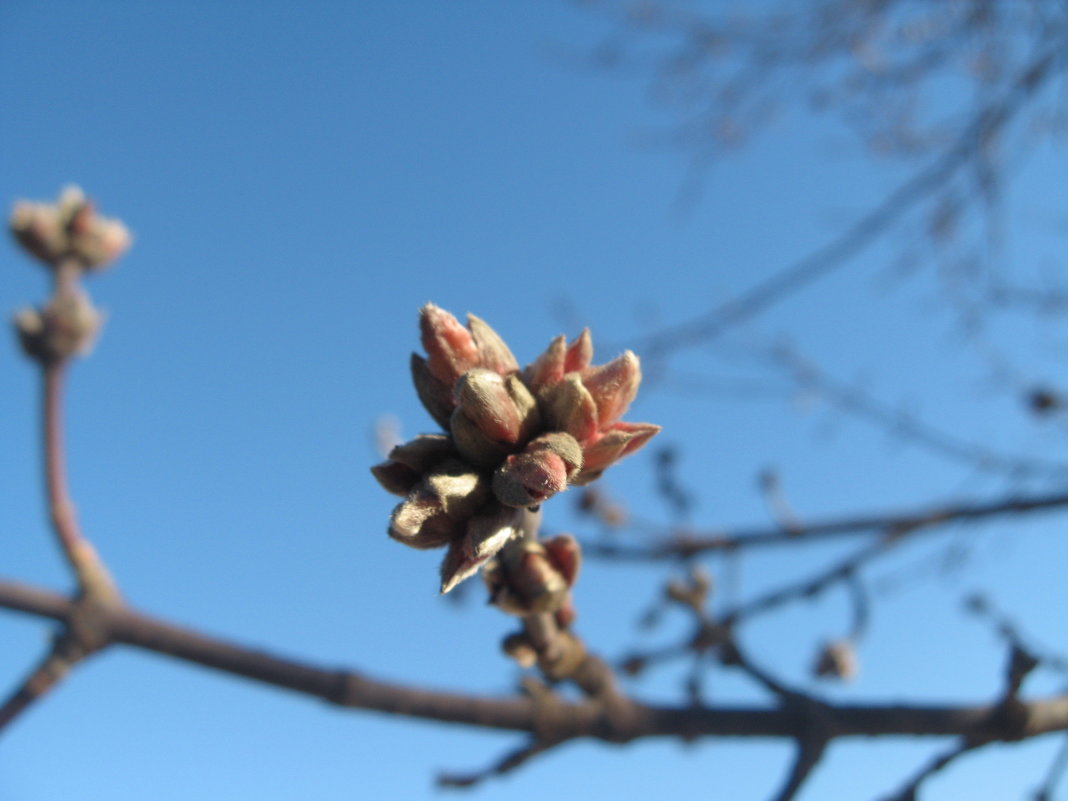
xmin=2 ymin=578 xmax=1067 ymax=746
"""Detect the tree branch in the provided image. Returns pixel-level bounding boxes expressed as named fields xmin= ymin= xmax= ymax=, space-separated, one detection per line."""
xmin=3 ymin=579 xmax=1066 ymax=749
xmin=584 ymin=488 xmax=1068 ymax=561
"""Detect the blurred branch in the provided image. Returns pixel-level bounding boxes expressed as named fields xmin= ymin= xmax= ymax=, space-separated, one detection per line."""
xmin=585 ymin=487 xmax=1068 ymax=561
xmin=626 ymin=36 xmax=1065 ymax=360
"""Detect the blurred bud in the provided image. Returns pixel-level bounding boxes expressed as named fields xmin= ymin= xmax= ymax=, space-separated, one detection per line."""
xmin=9 ymin=186 xmax=130 ymax=271
xmin=812 ymin=639 xmax=857 ymax=682
xmin=501 ymin=632 xmax=538 ymax=669
xmin=483 ymin=538 xmax=576 ymax=615
xmin=543 ymin=534 xmax=581 ymax=587
xmin=1027 ymin=387 xmax=1062 ymax=416
xmin=370 ymin=434 xmax=457 ymax=496
xmin=13 ymin=287 xmax=102 ymax=363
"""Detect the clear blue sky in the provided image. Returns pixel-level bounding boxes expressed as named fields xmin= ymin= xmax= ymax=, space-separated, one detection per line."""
xmin=2 ymin=2 xmax=1066 ymax=800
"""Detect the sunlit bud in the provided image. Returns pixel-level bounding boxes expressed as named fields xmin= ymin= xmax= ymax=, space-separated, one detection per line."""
xmin=369 ymin=460 xmax=420 ymax=497
xmin=423 ymin=460 xmax=490 ymax=520
xmin=439 ymin=505 xmax=519 ymax=594
xmin=419 ymin=303 xmax=481 ymax=386
xmin=493 ymin=449 xmax=569 ymax=507
xmin=388 ymin=489 xmax=462 ymax=550
xmin=543 ymin=534 xmax=581 ymax=587
xmin=454 ymin=369 xmax=525 ymax=444
xmin=523 ymin=335 xmax=566 ymax=393
xmin=563 ymin=328 xmax=593 ymax=372
xmin=467 ymin=313 xmax=518 ymax=375
xmin=812 ymin=639 xmax=858 ymax=682
xmin=580 ymin=350 xmax=641 ymax=427
xmin=411 ymin=353 xmax=455 ymax=429
xmin=386 ymin=434 xmax=456 ymax=473
xmin=539 ymin=373 xmax=599 ymax=443
xmin=575 ymin=421 xmax=661 ymax=483
xmin=370 ymin=434 xmax=457 ymax=496
xmin=526 ymin=432 xmax=583 ymax=480
xmin=523 ymin=329 xmax=594 ymax=394
xmin=501 ymin=632 xmax=538 ymax=669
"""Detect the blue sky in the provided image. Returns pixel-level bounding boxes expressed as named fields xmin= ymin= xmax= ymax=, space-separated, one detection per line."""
xmin=2 ymin=2 xmax=1066 ymax=800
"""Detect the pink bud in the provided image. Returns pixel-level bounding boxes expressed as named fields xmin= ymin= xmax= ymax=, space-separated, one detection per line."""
xmin=419 ymin=303 xmax=481 ymax=386
xmin=580 ymin=351 xmax=641 ymax=427
xmin=493 ymin=449 xmax=569 ymax=507
xmin=410 ymin=353 xmax=456 ymax=429
xmin=575 ymin=421 xmax=660 ymax=484
xmin=523 ymin=335 xmax=566 ymax=393
xmin=467 ymin=314 xmax=518 ymax=375
xmin=543 ymin=534 xmax=581 ymax=587
xmin=563 ymin=328 xmax=593 ymax=372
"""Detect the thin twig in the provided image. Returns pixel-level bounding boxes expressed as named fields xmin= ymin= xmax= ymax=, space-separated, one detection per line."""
xmin=437 ymin=737 xmax=553 ymax=789
xmin=630 ymin=40 xmax=1064 ymax=360
xmin=877 ymin=738 xmax=980 ymax=801
xmin=770 ymin=735 xmax=828 ymax=801
xmin=41 ymin=360 xmax=118 ymax=599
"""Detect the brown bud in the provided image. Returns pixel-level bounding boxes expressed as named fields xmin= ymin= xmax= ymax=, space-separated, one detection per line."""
xmin=449 ymin=406 xmax=513 ymax=469
xmin=812 ymin=639 xmax=857 ymax=682
xmin=539 ymin=373 xmax=599 ymax=443
xmin=501 ymin=632 xmax=538 ymax=669
xmin=454 ymin=369 xmax=525 ymax=444
xmin=386 ymin=434 xmax=456 ymax=473
xmin=422 ymin=460 xmax=490 ymax=519
xmin=410 ymin=353 xmax=455 ymax=429
xmin=388 ymin=490 xmax=462 ymax=550
xmin=439 ymin=504 xmax=519 ymax=593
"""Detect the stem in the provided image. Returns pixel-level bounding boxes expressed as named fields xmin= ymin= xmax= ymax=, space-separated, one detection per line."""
xmin=41 ymin=356 xmax=118 ymax=600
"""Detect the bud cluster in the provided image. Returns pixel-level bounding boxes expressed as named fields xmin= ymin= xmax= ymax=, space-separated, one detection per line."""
xmin=372 ymin=304 xmax=660 ymax=593
xmin=10 ymin=186 xmax=130 ymax=272
xmin=9 ymin=187 xmax=131 ymax=363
